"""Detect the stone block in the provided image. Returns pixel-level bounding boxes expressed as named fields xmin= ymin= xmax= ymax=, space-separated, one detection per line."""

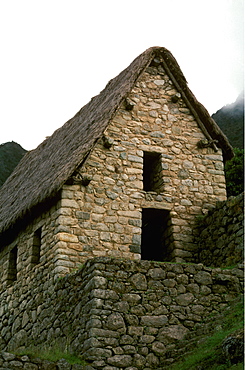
xmin=60 ymin=199 xmax=79 ymax=208
xmin=58 ymin=233 xmax=78 ymax=243
xmin=128 ymin=326 xmax=144 ymax=336
xmin=194 ymin=271 xmax=212 ymax=285
xmin=141 ymin=315 xmax=168 ymax=327
xmin=76 ymin=211 xmax=90 ymax=220
xmin=107 ymin=355 xmax=132 ymax=367
xmin=175 ymin=293 xmax=194 ymax=306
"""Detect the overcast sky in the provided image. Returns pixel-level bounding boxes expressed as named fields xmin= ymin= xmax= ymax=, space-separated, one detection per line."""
xmin=0 ymin=0 xmax=243 ymax=150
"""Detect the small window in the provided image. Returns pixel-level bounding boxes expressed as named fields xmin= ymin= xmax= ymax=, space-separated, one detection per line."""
xmin=32 ymin=227 xmax=42 ymax=265
xmin=143 ymin=152 xmax=162 ymax=192
xmin=7 ymin=246 xmax=18 ymax=284
xmin=141 ymin=208 xmax=170 ymax=261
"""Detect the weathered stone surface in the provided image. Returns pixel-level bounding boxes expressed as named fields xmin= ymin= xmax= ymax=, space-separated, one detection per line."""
xmin=141 ymin=315 xmax=168 ymax=327
xmin=222 ymin=328 xmax=244 ymax=365
xmin=107 ymin=354 xmax=132 ymax=367
xmin=175 ymin=293 xmax=195 ymax=306
xmin=158 ymin=325 xmax=189 ymax=342
xmin=7 ymin=329 xmax=27 ymax=351
xmin=151 ymin=341 xmax=166 ymax=356
xmin=23 ymin=362 xmax=39 ymax=369
xmin=129 ymin=273 xmax=147 ymax=290
xmin=194 ymin=271 xmax=212 ymax=285
xmin=56 ymin=358 xmax=72 ymax=369
xmin=106 ymin=313 xmax=126 ymax=331
xmin=196 ymin=193 xmax=244 ymax=268
xmin=148 ymin=268 xmax=166 ymax=280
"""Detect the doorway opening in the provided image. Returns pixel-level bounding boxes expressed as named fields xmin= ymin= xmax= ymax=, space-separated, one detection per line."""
xmin=141 ymin=208 xmax=171 ymax=261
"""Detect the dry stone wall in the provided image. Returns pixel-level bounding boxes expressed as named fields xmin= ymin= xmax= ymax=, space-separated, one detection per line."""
xmin=196 ymin=193 xmax=244 ymax=267
xmin=0 ymin=62 xmax=228 ymax=288
xmin=54 ymin=63 xmax=227 ymax=276
xmin=0 ymin=351 xmax=90 ymax=370
xmin=0 ymin=197 xmax=61 ymax=289
xmin=0 ymin=257 xmax=243 ymax=369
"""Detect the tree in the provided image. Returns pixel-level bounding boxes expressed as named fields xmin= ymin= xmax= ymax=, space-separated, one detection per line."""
xmin=225 ymin=147 xmax=244 ymax=197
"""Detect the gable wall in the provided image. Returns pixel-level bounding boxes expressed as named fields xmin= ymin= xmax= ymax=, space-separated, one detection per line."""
xmin=54 ymin=64 xmax=227 ymax=275
xmin=0 ymin=63 xmax=227 ymax=285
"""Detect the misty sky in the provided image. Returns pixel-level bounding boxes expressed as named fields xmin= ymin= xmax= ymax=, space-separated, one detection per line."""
xmin=0 ymin=0 xmax=244 ymax=150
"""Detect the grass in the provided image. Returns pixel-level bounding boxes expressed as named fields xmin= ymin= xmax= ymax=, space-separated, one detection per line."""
xmin=15 ymin=345 xmax=87 ymax=365
xmin=170 ymin=297 xmax=244 ymax=370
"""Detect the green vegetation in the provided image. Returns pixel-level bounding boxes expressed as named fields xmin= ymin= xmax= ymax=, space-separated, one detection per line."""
xmin=15 ymin=344 xmax=87 ymax=365
xmin=170 ymin=298 xmax=244 ymax=370
xmin=212 ymin=92 xmax=244 ymax=150
xmin=0 ymin=141 xmax=27 ymax=186
xmin=225 ymin=148 xmax=244 ymax=197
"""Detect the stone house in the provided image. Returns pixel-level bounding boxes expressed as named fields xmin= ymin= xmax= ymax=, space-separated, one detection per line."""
xmin=0 ymin=46 xmax=233 ymax=288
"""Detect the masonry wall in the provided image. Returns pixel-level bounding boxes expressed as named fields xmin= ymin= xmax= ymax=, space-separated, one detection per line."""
xmin=0 ymin=352 xmax=87 ymax=370
xmin=54 ymin=62 xmax=227 ymax=275
xmin=0 ymin=62 xmax=228 ymax=287
xmin=196 ymin=192 xmax=244 ymax=267
xmin=0 ymin=197 xmax=62 ymax=289
xmin=0 ymin=258 xmax=243 ymax=369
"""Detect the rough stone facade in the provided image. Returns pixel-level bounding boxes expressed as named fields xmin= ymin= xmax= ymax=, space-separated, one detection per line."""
xmin=0 ymin=351 xmax=89 ymax=370
xmin=0 ymin=64 xmax=228 ymax=287
xmin=196 ymin=192 xmax=244 ymax=267
xmin=0 ymin=258 xmax=243 ymax=369
xmin=0 ymin=199 xmax=60 ymax=289
xmin=0 ymin=48 xmax=241 ymax=370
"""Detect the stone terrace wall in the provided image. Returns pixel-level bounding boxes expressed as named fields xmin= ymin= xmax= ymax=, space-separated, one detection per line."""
xmin=0 ymin=257 xmax=243 ymax=370
xmin=196 ymin=193 xmax=244 ymax=267
xmin=0 ymin=351 xmax=90 ymax=370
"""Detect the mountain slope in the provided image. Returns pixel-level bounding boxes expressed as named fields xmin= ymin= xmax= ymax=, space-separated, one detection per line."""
xmin=170 ymin=296 xmax=244 ymax=369
xmin=0 ymin=142 xmax=27 ymax=187
xmin=212 ymin=92 xmax=244 ymax=149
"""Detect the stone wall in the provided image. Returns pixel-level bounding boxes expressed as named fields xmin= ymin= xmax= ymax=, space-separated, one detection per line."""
xmin=0 ymin=257 xmax=243 ymax=369
xmin=0 ymin=351 xmax=90 ymax=370
xmin=53 ymin=63 xmax=227 ymax=276
xmin=0 ymin=61 xmax=228 ymax=288
xmin=196 ymin=193 xmax=244 ymax=267
xmin=0 ymin=197 xmax=61 ymax=289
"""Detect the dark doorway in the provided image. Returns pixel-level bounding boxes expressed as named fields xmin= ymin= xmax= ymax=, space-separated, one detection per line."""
xmin=141 ymin=208 xmax=170 ymax=261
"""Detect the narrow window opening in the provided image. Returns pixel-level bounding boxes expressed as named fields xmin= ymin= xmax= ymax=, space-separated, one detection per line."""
xmin=7 ymin=246 xmax=18 ymax=284
xmin=141 ymin=208 xmax=170 ymax=261
xmin=143 ymin=152 xmax=162 ymax=192
xmin=32 ymin=227 xmax=42 ymax=266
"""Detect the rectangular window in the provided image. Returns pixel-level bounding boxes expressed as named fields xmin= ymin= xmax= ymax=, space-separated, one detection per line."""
xmin=7 ymin=246 xmax=18 ymax=284
xmin=143 ymin=151 xmax=163 ymax=192
xmin=31 ymin=227 xmax=42 ymax=266
xmin=141 ymin=208 xmax=170 ymax=261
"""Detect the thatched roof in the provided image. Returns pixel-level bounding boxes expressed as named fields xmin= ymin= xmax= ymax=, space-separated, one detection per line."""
xmin=0 ymin=47 xmax=233 ymax=243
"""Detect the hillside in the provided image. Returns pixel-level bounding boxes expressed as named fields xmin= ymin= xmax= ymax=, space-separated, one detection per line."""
xmin=212 ymin=92 xmax=244 ymax=149
xmin=170 ymin=296 xmax=244 ymax=369
xmin=0 ymin=141 xmax=27 ymax=187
